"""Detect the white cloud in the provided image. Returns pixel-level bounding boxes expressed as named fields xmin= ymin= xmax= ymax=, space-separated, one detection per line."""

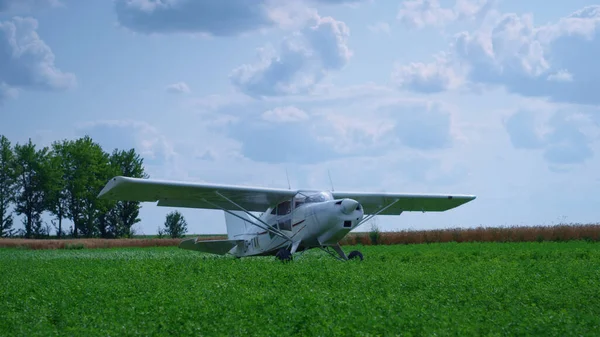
xmin=392 ymin=53 xmax=464 ymax=92
xmin=547 ymin=70 xmax=573 ymax=83
xmin=113 ymin=0 xmax=275 ymax=36
xmin=262 ymin=106 xmax=309 ymax=122
xmin=453 ymin=0 xmax=493 ymax=21
xmin=452 ymin=6 xmax=600 ymax=105
xmin=113 ymin=0 xmax=366 ymax=36
xmin=201 ymin=88 xmax=456 ymax=165
xmin=397 ymin=0 xmax=492 ymax=29
xmin=165 ymin=82 xmax=190 ymax=94
xmin=0 ymin=17 xmax=76 ymax=102
xmin=397 ymin=0 xmax=455 ymax=29
xmin=393 ymin=5 xmax=600 ymax=106
xmin=229 ymin=13 xmax=351 ymax=97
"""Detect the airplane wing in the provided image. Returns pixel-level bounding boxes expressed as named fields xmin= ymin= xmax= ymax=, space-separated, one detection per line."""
xmin=331 ymin=191 xmax=476 ymax=215
xmin=97 ymin=176 xmax=298 ymax=212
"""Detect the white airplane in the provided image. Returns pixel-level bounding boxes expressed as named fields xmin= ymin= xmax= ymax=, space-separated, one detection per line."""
xmin=98 ymin=176 xmax=476 ymax=261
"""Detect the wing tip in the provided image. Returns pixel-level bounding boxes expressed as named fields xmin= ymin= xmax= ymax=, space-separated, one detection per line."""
xmin=97 ymin=176 xmax=129 ymax=199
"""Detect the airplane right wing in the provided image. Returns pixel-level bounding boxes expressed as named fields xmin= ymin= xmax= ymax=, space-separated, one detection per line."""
xmin=97 ymin=176 xmax=298 ymax=212
xmin=331 ymin=191 xmax=476 ymax=215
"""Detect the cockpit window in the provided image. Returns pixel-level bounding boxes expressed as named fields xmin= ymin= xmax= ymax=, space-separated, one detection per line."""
xmin=304 ymin=191 xmax=333 ymax=204
xmin=270 ymin=200 xmax=291 ymax=215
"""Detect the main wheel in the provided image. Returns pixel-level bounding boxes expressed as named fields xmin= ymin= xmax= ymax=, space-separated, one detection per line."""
xmin=347 ymin=250 xmax=363 ymax=261
xmin=275 ymin=248 xmax=292 ymax=262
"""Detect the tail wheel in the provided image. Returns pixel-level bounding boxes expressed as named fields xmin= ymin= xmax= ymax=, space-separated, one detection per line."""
xmin=347 ymin=250 xmax=363 ymax=261
xmin=275 ymin=247 xmax=292 ymax=262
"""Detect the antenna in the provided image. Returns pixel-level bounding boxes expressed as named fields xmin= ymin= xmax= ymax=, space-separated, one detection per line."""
xmin=285 ymin=168 xmax=291 ymax=190
xmin=327 ymin=169 xmax=335 ymax=192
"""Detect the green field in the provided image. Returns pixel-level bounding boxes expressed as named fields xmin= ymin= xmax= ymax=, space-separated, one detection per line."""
xmin=1 ymin=242 xmax=599 ymax=336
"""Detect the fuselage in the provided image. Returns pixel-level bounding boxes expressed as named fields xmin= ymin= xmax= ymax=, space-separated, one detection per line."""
xmin=231 ymin=191 xmax=364 ymax=257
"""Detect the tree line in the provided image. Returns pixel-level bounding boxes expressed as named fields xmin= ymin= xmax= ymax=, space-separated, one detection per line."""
xmin=0 ymin=134 xmax=188 ymax=239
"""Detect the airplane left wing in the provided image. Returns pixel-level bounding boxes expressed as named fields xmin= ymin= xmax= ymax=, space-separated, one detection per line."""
xmin=331 ymin=191 xmax=476 ymax=215
xmin=97 ymin=176 xmax=298 ymax=212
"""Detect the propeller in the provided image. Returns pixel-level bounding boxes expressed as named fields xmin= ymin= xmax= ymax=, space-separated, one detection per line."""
xmin=340 ymin=198 xmax=359 ymax=214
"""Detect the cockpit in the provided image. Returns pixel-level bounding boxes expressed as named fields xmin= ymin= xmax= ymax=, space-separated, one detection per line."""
xmin=266 ymin=191 xmax=334 ymax=217
xmin=292 ymin=191 xmax=333 ymax=210
xmin=302 ymin=191 xmax=334 ymax=203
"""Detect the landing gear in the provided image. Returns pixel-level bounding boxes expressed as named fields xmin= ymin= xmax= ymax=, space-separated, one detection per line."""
xmin=275 ymin=247 xmax=293 ymax=262
xmin=321 ymin=244 xmax=364 ymax=261
xmin=276 ymin=244 xmax=363 ymax=262
xmin=347 ymin=250 xmax=363 ymax=261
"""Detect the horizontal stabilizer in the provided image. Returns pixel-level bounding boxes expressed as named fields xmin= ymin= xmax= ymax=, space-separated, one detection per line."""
xmin=178 ymin=238 xmax=241 ymax=255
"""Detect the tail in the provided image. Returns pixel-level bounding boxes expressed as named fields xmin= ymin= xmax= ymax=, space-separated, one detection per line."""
xmin=224 ymin=211 xmax=255 ymax=240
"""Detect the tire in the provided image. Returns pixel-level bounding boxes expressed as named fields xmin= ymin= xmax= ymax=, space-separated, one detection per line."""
xmin=275 ymin=248 xmax=292 ymax=262
xmin=347 ymin=250 xmax=363 ymax=261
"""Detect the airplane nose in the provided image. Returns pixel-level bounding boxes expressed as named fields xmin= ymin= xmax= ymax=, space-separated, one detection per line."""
xmin=340 ymin=198 xmax=359 ymax=214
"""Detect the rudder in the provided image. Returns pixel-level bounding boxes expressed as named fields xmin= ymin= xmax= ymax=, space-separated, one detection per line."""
xmin=224 ymin=211 xmax=254 ymax=240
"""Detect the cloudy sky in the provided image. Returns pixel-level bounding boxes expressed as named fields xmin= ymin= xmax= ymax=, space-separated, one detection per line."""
xmin=2 ymin=0 xmax=599 ymax=235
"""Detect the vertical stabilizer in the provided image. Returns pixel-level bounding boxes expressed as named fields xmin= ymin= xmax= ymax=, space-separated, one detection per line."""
xmin=224 ymin=211 xmax=255 ymax=240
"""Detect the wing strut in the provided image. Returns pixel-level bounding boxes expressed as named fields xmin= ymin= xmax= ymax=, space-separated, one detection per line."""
xmin=356 ymin=199 xmax=401 ymax=227
xmin=208 ymin=192 xmax=293 ymax=242
xmin=214 ymin=191 xmax=291 ymax=240
xmin=200 ymin=197 xmax=291 ymax=242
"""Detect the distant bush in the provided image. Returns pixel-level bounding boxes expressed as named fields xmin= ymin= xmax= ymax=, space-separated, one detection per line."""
xmin=160 ymin=211 xmax=188 ymax=238
xmin=64 ymin=243 xmax=85 ymax=250
xmin=157 ymin=226 xmax=165 ymax=239
xmin=369 ymin=220 xmax=381 ymax=245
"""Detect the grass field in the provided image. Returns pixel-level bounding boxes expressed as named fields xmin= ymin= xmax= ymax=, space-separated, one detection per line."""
xmin=1 ymin=241 xmax=599 ymax=336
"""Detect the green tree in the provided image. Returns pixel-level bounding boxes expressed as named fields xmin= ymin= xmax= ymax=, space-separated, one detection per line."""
xmin=13 ymin=139 xmax=49 ymax=238
xmin=162 ymin=210 xmax=188 ymax=238
xmin=44 ymin=141 xmax=70 ymax=238
xmin=104 ymin=148 xmax=149 ymax=238
xmin=61 ymin=136 xmax=113 ymax=238
xmin=0 ymin=135 xmax=17 ymax=237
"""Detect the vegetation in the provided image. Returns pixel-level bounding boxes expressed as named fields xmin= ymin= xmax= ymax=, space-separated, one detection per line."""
xmin=0 ymin=242 xmax=598 ymax=336
xmin=2 ymin=223 xmax=600 ymax=250
xmin=159 ymin=210 xmax=188 ymax=238
xmin=368 ymin=217 xmax=381 ymax=245
xmin=342 ymin=223 xmax=600 ymax=246
xmin=0 ymin=238 xmax=209 ymax=249
xmin=0 ymin=134 xmax=152 ymax=239
xmin=0 ymin=135 xmax=17 ymax=237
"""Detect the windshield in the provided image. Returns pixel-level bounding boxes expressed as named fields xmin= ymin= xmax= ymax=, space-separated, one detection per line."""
xmin=304 ymin=191 xmax=333 ymax=203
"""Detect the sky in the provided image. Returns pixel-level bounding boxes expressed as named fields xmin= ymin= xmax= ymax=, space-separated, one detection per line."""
xmin=1 ymin=0 xmax=600 ymax=235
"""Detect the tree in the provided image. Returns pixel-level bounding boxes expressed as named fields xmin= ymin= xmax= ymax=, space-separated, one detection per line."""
xmin=0 ymin=135 xmax=17 ymax=237
xmin=13 ymin=139 xmax=49 ymax=238
xmin=0 ymin=135 xmax=151 ymax=239
xmin=162 ymin=211 xmax=188 ymax=238
xmin=44 ymin=141 xmax=70 ymax=238
xmin=103 ymin=148 xmax=149 ymax=238
xmin=60 ymin=136 xmax=113 ymax=238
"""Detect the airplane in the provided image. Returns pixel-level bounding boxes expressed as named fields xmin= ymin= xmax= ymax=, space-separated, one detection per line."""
xmin=98 ymin=176 xmax=476 ymax=261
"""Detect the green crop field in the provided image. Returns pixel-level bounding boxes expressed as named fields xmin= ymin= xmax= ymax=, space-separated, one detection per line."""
xmin=1 ymin=242 xmax=599 ymax=336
